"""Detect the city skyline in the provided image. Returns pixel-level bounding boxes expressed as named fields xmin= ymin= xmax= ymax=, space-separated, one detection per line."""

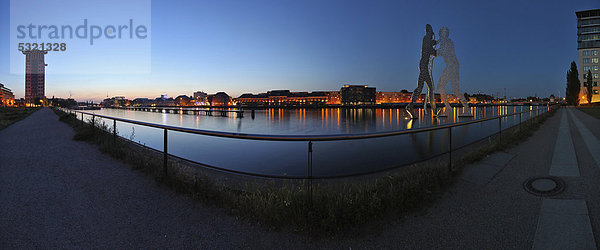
xmin=1 ymin=0 xmax=598 ymax=102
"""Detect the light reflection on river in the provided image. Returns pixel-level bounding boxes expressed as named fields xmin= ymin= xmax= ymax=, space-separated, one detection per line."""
xmin=84 ymin=105 xmax=546 ymax=177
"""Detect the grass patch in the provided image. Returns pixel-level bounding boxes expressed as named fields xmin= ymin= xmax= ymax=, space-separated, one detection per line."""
xmin=0 ymin=107 xmax=39 ymax=130
xmin=52 ymin=106 xmax=557 ymax=235
xmin=455 ymin=107 xmax=558 ymax=167
xmin=577 ymin=106 xmax=600 ymax=119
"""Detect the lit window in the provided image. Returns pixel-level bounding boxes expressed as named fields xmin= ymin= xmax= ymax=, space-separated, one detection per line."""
xmin=593 ymin=58 xmax=600 ymax=64
xmin=595 ymin=90 xmax=599 ymax=95
xmin=594 ymin=66 xmax=600 ymax=71
xmin=595 ymin=73 xmax=599 ymax=79
xmin=595 ymin=50 xmax=600 ymax=56
xmin=582 ymin=34 xmax=600 ymax=41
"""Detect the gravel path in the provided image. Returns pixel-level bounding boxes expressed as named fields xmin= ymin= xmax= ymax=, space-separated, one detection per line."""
xmin=1 ymin=107 xmax=598 ymax=248
xmin=0 ymin=108 xmax=311 ymax=248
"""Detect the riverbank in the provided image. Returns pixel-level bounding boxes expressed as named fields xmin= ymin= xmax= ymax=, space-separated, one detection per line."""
xmin=51 ymin=106 xmax=558 ymax=235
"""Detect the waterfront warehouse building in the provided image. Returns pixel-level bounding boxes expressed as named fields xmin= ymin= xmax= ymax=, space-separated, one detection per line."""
xmin=234 ymin=90 xmax=328 ymax=106
xmin=340 ymin=85 xmax=376 ymax=105
xmin=0 ymin=83 xmax=15 ymax=106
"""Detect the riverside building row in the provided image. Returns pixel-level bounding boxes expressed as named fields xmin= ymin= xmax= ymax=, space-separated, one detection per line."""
xmin=102 ymin=85 xmax=466 ymax=107
xmin=234 ymin=85 xmax=461 ymax=106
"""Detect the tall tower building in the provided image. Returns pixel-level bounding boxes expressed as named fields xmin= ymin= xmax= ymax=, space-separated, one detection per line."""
xmin=576 ymin=9 xmax=600 ymax=103
xmin=22 ymin=50 xmax=48 ymax=104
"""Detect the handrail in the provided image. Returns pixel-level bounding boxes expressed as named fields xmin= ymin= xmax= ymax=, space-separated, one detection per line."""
xmin=58 ymin=105 xmax=555 ymax=181
xmin=69 ymin=106 xmax=550 ymax=141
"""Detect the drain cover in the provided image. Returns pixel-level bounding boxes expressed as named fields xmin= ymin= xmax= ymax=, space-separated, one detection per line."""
xmin=523 ymin=176 xmax=565 ymax=197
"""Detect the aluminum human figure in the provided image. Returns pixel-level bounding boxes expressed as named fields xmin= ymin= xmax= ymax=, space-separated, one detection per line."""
xmin=406 ymin=24 xmax=437 ymax=118
xmin=436 ymin=27 xmax=472 ymax=117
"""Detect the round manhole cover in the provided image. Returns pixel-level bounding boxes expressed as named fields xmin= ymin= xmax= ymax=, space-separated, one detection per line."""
xmin=523 ymin=176 xmax=565 ymax=197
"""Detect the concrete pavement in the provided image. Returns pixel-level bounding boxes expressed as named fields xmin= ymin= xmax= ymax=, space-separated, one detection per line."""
xmin=530 ymin=108 xmax=596 ymax=249
xmin=549 ymin=109 xmax=579 ymax=177
xmin=369 ymin=107 xmax=600 ymax=248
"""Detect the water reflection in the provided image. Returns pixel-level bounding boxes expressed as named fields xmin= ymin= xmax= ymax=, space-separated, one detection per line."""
xmin=92 ymin=106 xmax=533 ymax=135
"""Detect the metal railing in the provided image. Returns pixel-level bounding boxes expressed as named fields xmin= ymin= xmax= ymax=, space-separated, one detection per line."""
xmin=60 ymin=105 xmax=555 ymax=180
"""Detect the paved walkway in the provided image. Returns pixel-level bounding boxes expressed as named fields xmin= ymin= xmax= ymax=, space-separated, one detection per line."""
xmin=0 ymin=108 xmax=309 ymax=248
xmin=549 ymin=109 xmax=579 ymax=176
xmin=2 ymin=107 xmax=600 ymax=248
xmin=457 ymin=108 xmax=598 ymax=249
xmin=531 ymin=109 xmax=595 ymax=249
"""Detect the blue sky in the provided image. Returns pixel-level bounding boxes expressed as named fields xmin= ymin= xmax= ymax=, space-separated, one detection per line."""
xmin=0 ymin=0 xmax=598 ymax=102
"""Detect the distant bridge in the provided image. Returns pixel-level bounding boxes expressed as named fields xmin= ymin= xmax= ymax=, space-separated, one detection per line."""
xmin=107 ymin=106 xmax=245 ymax=118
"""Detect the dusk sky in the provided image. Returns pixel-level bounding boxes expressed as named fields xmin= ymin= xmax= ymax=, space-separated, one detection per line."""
xmin=0 ymin=0 xmax=598 ymax=102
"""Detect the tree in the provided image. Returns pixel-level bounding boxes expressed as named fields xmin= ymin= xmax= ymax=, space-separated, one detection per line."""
xmin=585 ymin=70 xmax=594 ymax=104
xmin=33 ymin=97 xmax=42 ymax=106
xmin=565 ymin=61 xmax=580 ymax=106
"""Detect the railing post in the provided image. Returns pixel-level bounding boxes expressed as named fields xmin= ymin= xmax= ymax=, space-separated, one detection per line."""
xmin=81 ymin=113 xmax=84 ymax=127
xmin=519 ymin=112 xmax=522 ymax=131
xmin=91 ymin=114 xmax=96 ymax=138
xmin=529 ymin=110 xmax=535 ymax=125
xmin=448 ymin=127 xmax=452 ymax=172
xmin=163 ymin=129 xmax=168 ymax=178
xmin=113 ymin=119 xmax=117 ymax=144
xmin=307 ymin=140 xmax=313 ymax=205
xmin=498 ymin=117 xmax=501 ymax=142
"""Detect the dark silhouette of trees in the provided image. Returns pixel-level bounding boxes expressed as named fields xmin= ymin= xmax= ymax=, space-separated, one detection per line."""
xmin=33 ymin=97 xmax=43 ymax=106
xmin=565 ymin=61 xmax=580 ymax=106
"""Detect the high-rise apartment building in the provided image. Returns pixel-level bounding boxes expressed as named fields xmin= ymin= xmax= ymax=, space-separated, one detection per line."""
xmin=577 ymin=9 xmax=600 ymax=103
xmin=22 ymin=50 xmax=48 ymax=104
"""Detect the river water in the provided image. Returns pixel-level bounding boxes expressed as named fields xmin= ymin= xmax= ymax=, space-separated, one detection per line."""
xmin=83 ymin=106 xmax=548 ymax=177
